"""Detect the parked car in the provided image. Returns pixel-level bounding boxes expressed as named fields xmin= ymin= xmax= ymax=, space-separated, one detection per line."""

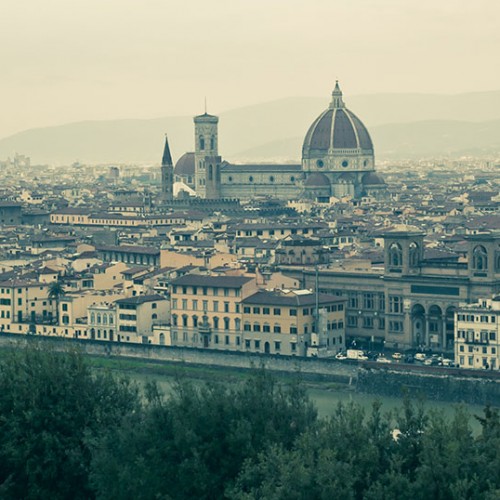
xmin=335 ymin=352 xmax=347 ymax=360
xmin=440 ymin=358 xmax=454 ymax=367
xmin=392 ymin=352 xmax=403 ymax=360
xmin=376 ymin=356 xmax=392 ymax=364
xmin=414 ymin=353 xmax=426 ymax=362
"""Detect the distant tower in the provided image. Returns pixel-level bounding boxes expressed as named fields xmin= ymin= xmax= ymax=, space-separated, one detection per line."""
xmin=194 ymin=108 xmax=221 ymax=199
xmin=161 ymin=135 xmax=174 ymax=202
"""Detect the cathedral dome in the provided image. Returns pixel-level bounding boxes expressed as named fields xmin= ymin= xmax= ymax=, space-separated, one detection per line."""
xmin=174 ymin=152 xmax=195 ymax=176
xmin=302 ymin=82 xmax=373 ymax=158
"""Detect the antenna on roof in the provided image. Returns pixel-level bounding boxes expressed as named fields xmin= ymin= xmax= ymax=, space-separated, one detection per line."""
xmin=204 ymin=96 xmax=207 ymax=114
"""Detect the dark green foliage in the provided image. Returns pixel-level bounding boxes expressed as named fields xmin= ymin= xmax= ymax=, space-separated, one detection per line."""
xmin=0 ymin=345 xmax=139 ymax=500
xmin=90 ymin=370 xmax=317 ymax=500
xmin=0 ymin=347 xmax=499 ymax=500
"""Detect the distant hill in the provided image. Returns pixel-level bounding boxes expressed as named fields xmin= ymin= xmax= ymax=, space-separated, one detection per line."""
xmin=1 ymin=91 xmax=500 ymax=164
xmin=232 ymin=119 xmax=500 ymax=161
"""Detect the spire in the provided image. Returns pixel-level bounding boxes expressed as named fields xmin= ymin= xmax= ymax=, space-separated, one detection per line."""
xmin=330 ymin=80 xmax=345 ymax=109
xmin=161 ymin=134 xmax=173 ymax=166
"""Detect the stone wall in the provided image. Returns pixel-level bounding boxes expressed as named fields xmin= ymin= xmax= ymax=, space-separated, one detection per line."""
xmin=358 ymin=366 xmax=500 ymax=406
xmin=0 ymin=333 xmax=499 ymax=405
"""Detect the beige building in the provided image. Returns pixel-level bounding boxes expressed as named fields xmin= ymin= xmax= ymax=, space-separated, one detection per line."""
xmin=455 ymin=296 xmax=499 ymax=370
xmin=170 ymin=274 xmax=258 ymax=350
xmin=116 ymin=294 xmax=169 ymax=344
xmin=0 ymin=280 xmax=54 ymax=330
xmin=241 ymin=289 xmax=346 ymax=357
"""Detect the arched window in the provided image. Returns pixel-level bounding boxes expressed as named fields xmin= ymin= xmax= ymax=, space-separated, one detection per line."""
xmin=213 ymin=316 xmax=219 ymax=330
xmin=90 ymin=312 xmax=95 ymax=324
xmin=193 ymin=315 xmax=198 ymax=327
xmin=235 ymin=318 xmax=241 ymax=330
xmin=409 ymin=242 xmax=419 ymax=268
xmin=172 ymin=314 xmax=178 ymax=326
xmin=103 ymin=314 xmax=108 ymax=325
xmin=389 ymin=243 xmax=403 ymax=267
xmin=208 ymin=165 xmax=213 ymax=181
xmin=109 ymin=315 xmax=114 ymax=324
xmin=210 ymin=136 xmax=215 ymax=150
xmin=199 ymin=136 xmax=205 ymax=150
xmin=97 ymin=313 xmax=101 ymax=324
xmin=182 ymin=315 xmax=188 ymax=327
xmin=152 ymin=313 xmax=158 ymax=320
xmin=473 ymin=245 xmax=488 ymax=271
xmin=223 ymin=317 xmax=230 ymax=330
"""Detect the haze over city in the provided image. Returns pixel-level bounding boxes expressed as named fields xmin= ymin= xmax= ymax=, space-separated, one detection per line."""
xmin=1 ymin=0 xmax=500 ymax=139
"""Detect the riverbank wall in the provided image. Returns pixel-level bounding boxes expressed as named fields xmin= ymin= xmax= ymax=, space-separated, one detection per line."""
xmin=0 ymin=333 xmax=499 ymax=406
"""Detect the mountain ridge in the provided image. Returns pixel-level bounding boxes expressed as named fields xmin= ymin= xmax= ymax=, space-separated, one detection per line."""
xmin=1 ymin=91 xmax=500 ymax=164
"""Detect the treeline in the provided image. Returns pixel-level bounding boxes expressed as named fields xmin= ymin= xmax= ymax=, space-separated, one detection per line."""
xmin=0 ymin=347 xmax=499 ymax=499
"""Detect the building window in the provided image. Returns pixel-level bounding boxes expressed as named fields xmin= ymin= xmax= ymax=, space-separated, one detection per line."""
xmin=254 ymin=340 xmax=260 ymax=349
xmin=347 ymin=316 xmax=358 ymax=328
xmin=273 ymin=308 xmax=281 ymax=316
xmin=363 ymin=317 xmax=374 ymax=329
xmin=224 ymin=302 xmax=230 ymax=313
xmin=389 ymin=296 xmax=403 ymax=313
xmin=274 ymin=341 xmax=281 ymax=351
xmin=263 ymin=324 xmax=270 ymax=333
xmin=362 ymin=293 xmax=373 ymax=310
xmin=253 ymin=323 xmax=261 ymax=332
xmin=473 ymin=245 xmax=488 ymax=271
xmin=199 ymin=136 xmax=205 ymax=150
xmin=290 ymin=309 xmax=297 ymax=316
xmin=389 ymin=243 xmax=403 ymax=267
xmin=244 ymin=323 xmax=251 ymax=332
xmin=223 ymin=317 xmax=230 ymax=330
xmin=249 ymin=176 xmax=254 ymax=182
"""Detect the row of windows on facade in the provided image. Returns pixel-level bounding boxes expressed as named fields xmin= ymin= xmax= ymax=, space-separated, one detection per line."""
xmin=172 ymin=286 xmax=239 ymax=297
xmin=347 ymin=294 xmax=402 ymax=313
xmin=348 ymin=316 xmax=401 ymax=332
xmin=236 ymin=227 xmax=312 ymax=236
xmin=459 ymin=356 xmax=497 ymax=369
xmin=457 ymin=314 xmax=497 ymax=323
xmin=199 ymin=136 xmax=216 ymax=151
xmin=0 ymin=287 xmax=46 ymax=294
xmin=458 ymin=344 xmax=497 ymax=355
xmin=389 ymin=243 xmax=499 ymax=271
xmin=388 ymin=242 xmax=420 ymax=268
xmin=456 ymin=330 xmax=497 ymax=342
xmin=0 ymin=298 xmax=53 ymax=306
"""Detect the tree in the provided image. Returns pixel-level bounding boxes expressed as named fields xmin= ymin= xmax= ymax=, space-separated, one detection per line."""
xmin=0 ymin=345 xmax=139 ymax=500
xmin=48 ymin=280 xmax=65 ymax=324
xmin=90 ymin=370 xmax=318 ymax=500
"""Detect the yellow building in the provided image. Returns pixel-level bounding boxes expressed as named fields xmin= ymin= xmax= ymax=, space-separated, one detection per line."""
xmin=170 ymin=274 xmax=258 ymax=350
xmin=241 ymin=289 xmax=346 ymax=356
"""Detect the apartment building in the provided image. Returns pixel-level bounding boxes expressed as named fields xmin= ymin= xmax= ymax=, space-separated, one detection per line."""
xmin=169 ymin=274 xmax=258 ymax=350
xmin=115 ymin=294 xmax=168 ymax=344
xmin=455 ymin=296 xmax=499 ymax=370
xmin=241 ymin=289 xmax=346 ymax=356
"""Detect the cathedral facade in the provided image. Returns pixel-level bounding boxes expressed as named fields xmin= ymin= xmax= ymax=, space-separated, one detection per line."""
xmin=167 ymin=83 xmax=387 ymax=202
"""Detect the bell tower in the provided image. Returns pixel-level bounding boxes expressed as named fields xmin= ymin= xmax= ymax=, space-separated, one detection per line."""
xmin=160 ymin=135 xmax=174 ymax=202
xmin=194 ymin=109 xmax=221 ymax=199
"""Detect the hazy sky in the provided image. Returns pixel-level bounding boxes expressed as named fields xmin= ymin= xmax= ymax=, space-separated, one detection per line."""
xmin=1 ymin=0 xmax=499 ymax=138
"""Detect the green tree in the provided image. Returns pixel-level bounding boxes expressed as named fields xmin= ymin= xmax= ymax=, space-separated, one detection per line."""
xmin=0 ymin=345 xmax=139 ymax=500
xmin=48 ymin=280 xmax=65 ymax=324
xmin=91 ymin=370 xmax=317 ymax=500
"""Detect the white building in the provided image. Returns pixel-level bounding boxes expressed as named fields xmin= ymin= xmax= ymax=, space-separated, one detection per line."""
xmin=455 ymin=296 xmax=500 ymax=370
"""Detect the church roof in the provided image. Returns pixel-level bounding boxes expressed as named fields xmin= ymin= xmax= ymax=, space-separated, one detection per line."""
xmin=174 ymin=152 xmax=195 ymax=176
xmin=304 ymin=172 xmax=331 ymax=187
xmin=362 ymin=172 xmax=386 ymax=185
xmin=221 ymin=162 xmax=301 ymax=172
xmin=302 ymin=82 xmax=373 ymax=156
